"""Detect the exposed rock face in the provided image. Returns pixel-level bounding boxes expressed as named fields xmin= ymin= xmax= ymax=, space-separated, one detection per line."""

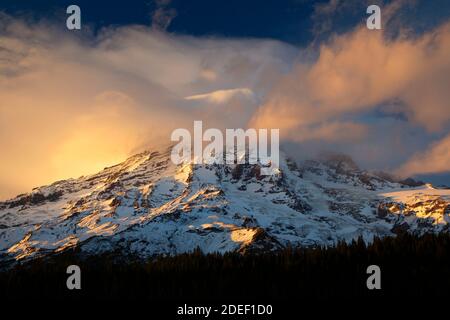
xmin=0 ymin=146 xmax=449 ymax=265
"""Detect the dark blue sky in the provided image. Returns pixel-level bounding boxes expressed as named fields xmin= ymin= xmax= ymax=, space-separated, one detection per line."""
xmin=0 ymin=0 xmax=320 ymax=44
xmin=0 ymin=0 xmax=317 ymax=42
xmin=2 ymin=0 xmax=449 ymax=45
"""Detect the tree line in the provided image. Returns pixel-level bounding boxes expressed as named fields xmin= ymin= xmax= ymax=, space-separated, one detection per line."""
xmin=1 ymin=232 xmax=449 ymax=300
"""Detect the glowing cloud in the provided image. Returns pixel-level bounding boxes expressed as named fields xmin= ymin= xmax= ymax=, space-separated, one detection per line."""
xmin=0 ymin=15 xmax=292 ymax=199
xmin=185 ymin=88 xmax=255 ymax=104
xmin=396 ymin=133 xmax=450 ymax=177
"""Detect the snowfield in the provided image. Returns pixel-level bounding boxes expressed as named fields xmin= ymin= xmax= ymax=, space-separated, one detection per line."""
xmin=380 ymin=184 xmax=450 ymax=202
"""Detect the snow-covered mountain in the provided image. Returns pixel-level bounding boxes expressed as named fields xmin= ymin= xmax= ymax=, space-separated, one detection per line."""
xmin=1 ymin=145 xmax=449 ymax=265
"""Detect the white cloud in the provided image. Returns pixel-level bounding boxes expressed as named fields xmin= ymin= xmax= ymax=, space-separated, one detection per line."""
xmin=185 ymin=88 xmax=255 ymax=104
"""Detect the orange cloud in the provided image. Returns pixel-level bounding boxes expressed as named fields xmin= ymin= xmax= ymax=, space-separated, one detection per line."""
xmin=250 ymin=22 xmax=450 ymax=133
xmin=396 ymin=133 xmax=450 ymax=177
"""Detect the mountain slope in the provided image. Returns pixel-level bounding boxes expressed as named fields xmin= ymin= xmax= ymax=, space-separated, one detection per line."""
xmin=1 ymin=145 xmax=449 ymax=264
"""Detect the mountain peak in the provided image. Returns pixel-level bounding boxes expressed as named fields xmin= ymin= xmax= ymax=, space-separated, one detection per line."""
xmin=318 ymin=152 xmax=360 ymax=173
xmin=1 ymin=145 xmax=449 ymax=266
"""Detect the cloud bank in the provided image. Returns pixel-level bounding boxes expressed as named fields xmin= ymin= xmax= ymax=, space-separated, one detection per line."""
xmin=250 ymin=20 xmax=450 ymax=176
xmin=0 ymin=14 xmax=294 ymax=199
xmin=0 ymin=5 xmax=449 ymax=199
